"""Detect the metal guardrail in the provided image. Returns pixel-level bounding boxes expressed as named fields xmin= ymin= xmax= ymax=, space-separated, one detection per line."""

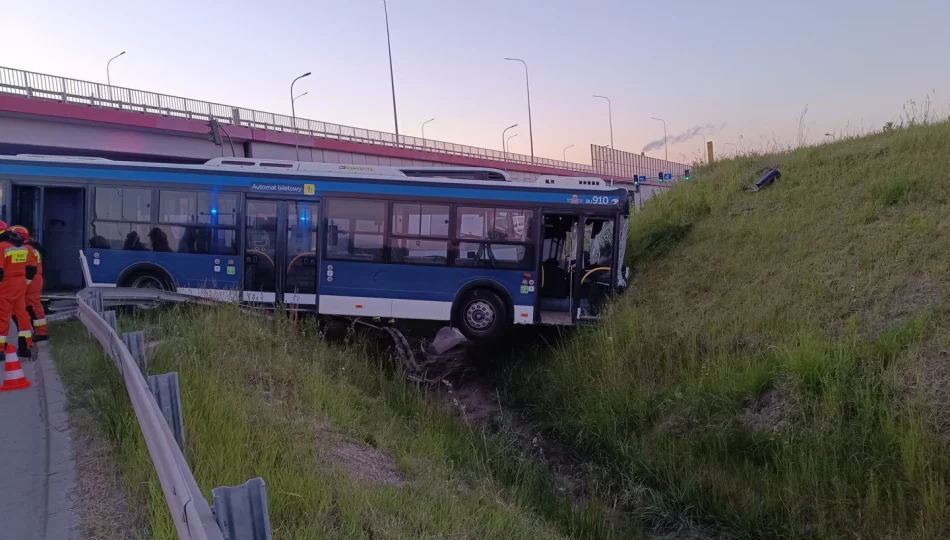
xmin=76 ymin=288 xmax=272 ymax=539
xmin=0 ymin=65 xmax=595 ymax=173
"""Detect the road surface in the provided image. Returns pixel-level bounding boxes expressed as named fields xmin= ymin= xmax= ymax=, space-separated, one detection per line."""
xmin=0 ymin=341 xmax=79 ymax=539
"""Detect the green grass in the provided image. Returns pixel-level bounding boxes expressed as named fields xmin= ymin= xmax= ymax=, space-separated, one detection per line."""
xmin=511 ymin=120 xmax=950 ymax=538
xmin=54 ymin=120 xmax=950 ymax=538
xmin=53 ymin=306 xmax=634 ymax=539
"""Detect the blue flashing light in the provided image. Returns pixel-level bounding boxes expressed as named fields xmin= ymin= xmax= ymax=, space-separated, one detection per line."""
xmin=211 ymin=208 xmax=218 ymax=214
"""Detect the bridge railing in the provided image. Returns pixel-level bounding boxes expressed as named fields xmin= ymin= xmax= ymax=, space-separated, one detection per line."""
xmin=0 ymin=65 xmax=595 ymax=173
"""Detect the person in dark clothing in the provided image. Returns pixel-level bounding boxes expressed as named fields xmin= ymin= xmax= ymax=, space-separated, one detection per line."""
xmin=123 ymin=231 xmax=147 ymax=250
xmin=148 ymin=228 xmax=172 ymax=252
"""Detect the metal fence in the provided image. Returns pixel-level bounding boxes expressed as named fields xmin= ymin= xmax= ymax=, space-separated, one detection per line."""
xmin=590 ymin=145 xmax=689 ymax=181
xmin=76 ymin=286 xmax=271 ymax=540
xmin=0 ymin=66 xmax=594 ymax=173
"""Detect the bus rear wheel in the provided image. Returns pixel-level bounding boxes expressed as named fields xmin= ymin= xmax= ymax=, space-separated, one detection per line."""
xmin=123 ymin=270 xmax=173 ymax=310
xmin=456 ymin=289 xmax=508 ymax=340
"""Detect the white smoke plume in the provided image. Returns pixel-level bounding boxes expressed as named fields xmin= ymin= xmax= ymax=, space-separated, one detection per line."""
xmin=642 ymin=121 xmax=727 ymax=152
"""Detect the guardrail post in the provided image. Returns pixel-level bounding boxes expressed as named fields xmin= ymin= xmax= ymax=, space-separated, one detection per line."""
xmin=103 ymin=310 xmax=118 ymax=334
xmin=211 ymin=478 xmax=273 ymax=540
xmin=147 ymin=372 xmax=186 ymax=452
xmin=122 ymin=331 xmax=148 ymax=377
xmin=88 ymin=288 xmax=104 ymax=315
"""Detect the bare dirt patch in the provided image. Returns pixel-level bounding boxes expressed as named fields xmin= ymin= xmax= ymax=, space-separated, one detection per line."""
xmin=903 ymin=350 xmax=950 ymax=442
xmin=859 ymin=275 xmax=939 ymax=336
xmin=314 ymin=421 xmax=406 ymax=487
xmin=884 ymin=276 xmax=938 ymax=325
xmin=739 ymin=384 xmax=795 ymax=432
xmin=69 ymin=407 xmax=144 ymax=540
xmin=728 ymin=202 xmax=756 ymax=216
xmin=431 ymin=376 xmax=500 ymax=424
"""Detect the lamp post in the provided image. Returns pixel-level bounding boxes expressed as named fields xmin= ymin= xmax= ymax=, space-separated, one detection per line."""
xmin=422 ymin=118 xmax=435 ymax=146
xmin=293 ymin=91 xmax=308 ymax=105
xmin=695 ymin=131 xmax=707 ymax=163
xmin=504 ymin=58 xmax=534 ymax=161
xmin=502 ymin=123 xmax=519 ymax=157
xmin=290 ymin=72 xmax=312 ymax=160
xmin=562 ymin=144 xmax=574 ymax=161
xmin=593 ymin=95 xmax=614 ymax=149
xmin=651 ymin=117 xmax=668 ymax=161
xmin=506 ymin=133 xmax=519 ymax=153
xmin=106 ymin=51 xmax=125 ymax=101
xmin=382 ymin=0 xmax=400 ymax=144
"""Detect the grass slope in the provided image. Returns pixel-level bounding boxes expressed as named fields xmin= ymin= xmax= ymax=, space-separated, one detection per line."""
xmin=515 ymin=120 xmax=950 ymax=538
xmin=54 ymin=307 xmax=628 ymax=539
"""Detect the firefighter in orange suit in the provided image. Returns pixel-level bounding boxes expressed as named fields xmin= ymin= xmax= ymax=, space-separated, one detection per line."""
xmin=0 ymin=220 xmax=34 ymax=360
xmin=11 ymin=226 xmax=47 ymax=343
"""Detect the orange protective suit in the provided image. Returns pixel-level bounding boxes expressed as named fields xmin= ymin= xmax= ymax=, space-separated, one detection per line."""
xmin=0 ymin=222 xmax=33 ymax=359
xmin=11 ymin=226 xmax=46 ymax=342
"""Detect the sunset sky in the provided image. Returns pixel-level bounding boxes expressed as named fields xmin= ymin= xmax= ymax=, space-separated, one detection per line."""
xmin=2 ymin=0 xmax=948 ymax=164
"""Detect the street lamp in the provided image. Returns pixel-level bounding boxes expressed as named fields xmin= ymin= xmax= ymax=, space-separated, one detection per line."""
xmin=562 ymin=144 xmax=574 ymax=161
xmin=593 ymin=95 xmax=614 ymax=149
xmin=502 ymin=123 xmax=519 ymax=157
xmin=504 ymin=58 xmax=534 ymax=161
xmin=695 ymin=131 xmax=707 ymax=163
xmin=422 ymin=118 xmax=435 ymax=145
xmin=724 ymin=142 xmax=737 ymax=155
xmin=506 ymin=133 xmax=519 ymax=153
xmin=290 ymin=72 xmax=312 ymax=160
xmin=106 ymin=51 xmax=125 ymax=101
xmin=383 ymin=0 xmax=400 ymax=144
xmin=651 ymin=117 xmax=668 ymax=161
xmin=293 ymin=91 xmax=308 ymax=105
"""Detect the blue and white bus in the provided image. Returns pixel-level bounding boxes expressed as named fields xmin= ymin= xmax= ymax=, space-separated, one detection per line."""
xmin=0 ymin=155 xmax=629 ymax=339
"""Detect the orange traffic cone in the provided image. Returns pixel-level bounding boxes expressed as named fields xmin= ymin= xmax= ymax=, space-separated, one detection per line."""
xmin=0 ymin=343 xmax=31 ymax=392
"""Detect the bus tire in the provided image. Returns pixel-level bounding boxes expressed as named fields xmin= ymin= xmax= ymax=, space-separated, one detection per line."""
xmin=455 ymin=289 xmax=508 ymax=340
xmin=123 ymin=270 xmax=173 ymax=291
xmin=121 ymin=269 xmax=174 ymax=310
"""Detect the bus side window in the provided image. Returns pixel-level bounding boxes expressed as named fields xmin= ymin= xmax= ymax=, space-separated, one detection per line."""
xmin=325 ymin=198 xmax=386 ymax=262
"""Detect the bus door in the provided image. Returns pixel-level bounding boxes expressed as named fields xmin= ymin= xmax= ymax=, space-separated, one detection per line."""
xmin=577 ymin=213 xmax=619 ymax=320
xmin=537 ymin=211 xmax=618 ymax=324
xmin=8 ymin=182 xmax=87 ymax=292
xmin=243 ymin=198 xmax=320 ymax=309
xmin=538 ymin=212 xmax=580 ymax=325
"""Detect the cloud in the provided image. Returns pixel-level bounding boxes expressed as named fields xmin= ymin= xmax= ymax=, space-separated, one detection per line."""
xmin=642 ymin=122 xmax=727 ymax=152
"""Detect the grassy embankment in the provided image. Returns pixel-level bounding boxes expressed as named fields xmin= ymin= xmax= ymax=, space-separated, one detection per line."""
xmin=512 ymin=119 xmax=950 ymax=538
xmin=52 ymin=306 xmax=628 ymax=540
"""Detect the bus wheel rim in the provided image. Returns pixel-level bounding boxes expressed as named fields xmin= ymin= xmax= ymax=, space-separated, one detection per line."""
xmin=133 ymin=275 xmax=163 ymax=289
xmin=465 ymin=300 xmax=494 ymax=330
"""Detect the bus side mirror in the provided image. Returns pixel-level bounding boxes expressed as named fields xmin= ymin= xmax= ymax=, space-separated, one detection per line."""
xmin=328 ymin=225 xmax=339 ymax=246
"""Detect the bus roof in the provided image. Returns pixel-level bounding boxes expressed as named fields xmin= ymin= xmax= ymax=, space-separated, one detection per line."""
xmin=7 ymin=154 xmax=620 ymax=192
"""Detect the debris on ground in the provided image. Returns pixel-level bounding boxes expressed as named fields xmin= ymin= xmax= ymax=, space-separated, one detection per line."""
xmin=743 ymin=168 xmax=781 ymax=192
xmin=362 ymin=321 xmax=472 ymax=383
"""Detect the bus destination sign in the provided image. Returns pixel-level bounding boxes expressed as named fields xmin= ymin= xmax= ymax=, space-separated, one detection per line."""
xmin=250 ymin=182 xmax=317 ymax=196
xmin=569 ymin=194 xmax=620 ymax=206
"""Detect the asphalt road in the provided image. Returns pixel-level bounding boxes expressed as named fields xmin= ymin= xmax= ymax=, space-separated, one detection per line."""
xmin=0 ymin=341 xmax=79 ymax=539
